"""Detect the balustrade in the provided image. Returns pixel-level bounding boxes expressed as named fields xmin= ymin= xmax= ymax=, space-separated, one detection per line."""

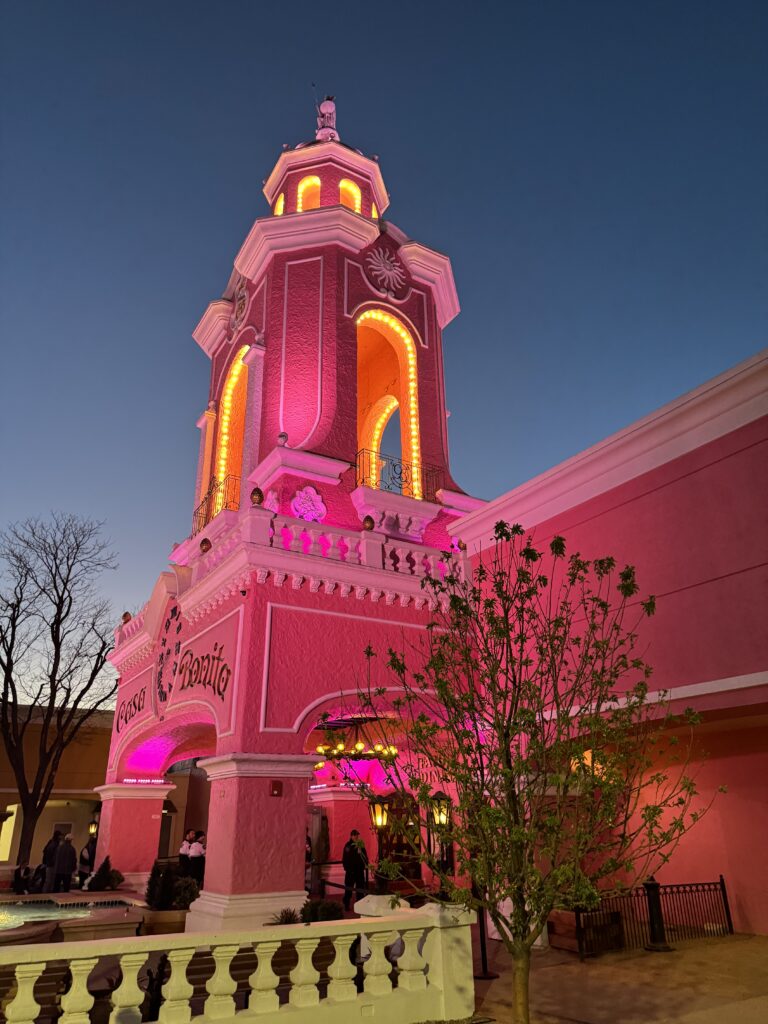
xmin=0 ymin=910 xmax=474 ymax=1024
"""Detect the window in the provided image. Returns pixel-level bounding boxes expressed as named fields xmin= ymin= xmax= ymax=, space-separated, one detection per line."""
xmin=297 ymin=175 xmax=321 ymax=212
xmin=212 ymin=346 xmax=249 ymax=513
xmin=357 ymin=309 xmax=422 ymax=499
xmin=274 ymin=193 xmax=285 ymax=216
xmin=339 ymin=178 xmax=362 ymax=214
xmin=371 ymin=202 xmax=379 ymax=219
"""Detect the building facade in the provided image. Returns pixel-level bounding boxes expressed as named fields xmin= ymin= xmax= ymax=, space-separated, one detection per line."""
xmin=100 ymin=101 xmax=482 ymax=929
xmin=99 ymin=101 xmax=768 ymax=935
xmin=456 ymin=352 xmax=768 ymax=934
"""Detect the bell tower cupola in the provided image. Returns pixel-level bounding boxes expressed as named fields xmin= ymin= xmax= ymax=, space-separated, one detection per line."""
xmin=263 ymin=98 xmax=389 ymax=221
xmin=187 ymin=100 xmax=483 ymax=548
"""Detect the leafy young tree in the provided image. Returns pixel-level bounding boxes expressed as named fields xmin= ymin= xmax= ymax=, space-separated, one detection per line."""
xmin=0 ymin=514 xmax=116 ymax=863
xmin=337 ymin=522 xmax=712 ymax=1024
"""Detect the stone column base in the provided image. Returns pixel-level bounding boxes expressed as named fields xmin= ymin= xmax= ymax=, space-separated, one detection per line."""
xmin=185 ymin=889 xmax=308 ymax=932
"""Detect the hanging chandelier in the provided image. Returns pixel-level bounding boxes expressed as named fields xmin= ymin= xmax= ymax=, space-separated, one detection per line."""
xmin=313 ymin=716 xmax=398 ymax=768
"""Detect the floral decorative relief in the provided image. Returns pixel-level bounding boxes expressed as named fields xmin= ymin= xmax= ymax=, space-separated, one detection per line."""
xmin=365 ymin=247 xmax=406 ymax=293
xmin=264 ymin=489 xmax=280 ymax=513
xmin=290 ymin=486 xmax=327 ymax=522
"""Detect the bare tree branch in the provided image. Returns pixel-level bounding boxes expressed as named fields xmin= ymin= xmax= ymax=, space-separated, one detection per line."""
xmin=0 ymin=513 xmax=117 ymax=862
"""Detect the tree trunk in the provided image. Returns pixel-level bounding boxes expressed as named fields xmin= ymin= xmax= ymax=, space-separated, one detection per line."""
xmin=511 ymin=945 xmax=531 ymax=1024
xmin=17 ymin=806 xmax=40 ymax=866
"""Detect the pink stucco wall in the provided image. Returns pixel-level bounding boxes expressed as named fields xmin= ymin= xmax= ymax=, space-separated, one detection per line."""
xmin=517 ymin=416 xmax=768 ymax=696
xmin=472 ymin=414 xmax=768 ymax=932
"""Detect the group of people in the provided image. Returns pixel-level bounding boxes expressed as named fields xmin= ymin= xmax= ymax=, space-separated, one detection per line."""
xmin=13 ymin=831 xmax=97 ymax=894
xmin=178 ymin=829 xmax=206 ymax=884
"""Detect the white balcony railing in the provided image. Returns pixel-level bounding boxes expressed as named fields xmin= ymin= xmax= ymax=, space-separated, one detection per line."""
xmin=0 ymin=906 xmax=475 ymax=1024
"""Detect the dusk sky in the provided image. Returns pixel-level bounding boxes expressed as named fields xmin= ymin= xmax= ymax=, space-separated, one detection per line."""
xmin=1 ymin=0 xmax=766 ymax=612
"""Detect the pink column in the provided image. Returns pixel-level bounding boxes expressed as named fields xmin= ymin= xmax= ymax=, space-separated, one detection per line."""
xmin=185 ymin=753 xmax=316 ymax=931
xmin=94 ymin=782 xmax=175 ymax=889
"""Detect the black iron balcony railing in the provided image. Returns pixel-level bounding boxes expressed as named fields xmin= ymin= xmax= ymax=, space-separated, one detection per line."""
xmin=192 ymin=475 xmax=241 ymax=536
xmin=356 ymin=449 xmax=443 ymax=502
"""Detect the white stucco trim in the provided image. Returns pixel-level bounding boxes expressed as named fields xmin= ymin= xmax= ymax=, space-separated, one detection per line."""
xmin=399 ymin=241 xmax=460 ymax=328
xmin=94 ymin=783 xmax=175 ymax=801
xmin=198 ymin=753 xmax=317 ymax=780
xmin=192 ymin=299 xmax=233 ymax=358
xmin=262 ymin=142 xmax=389 ymax=213
xmin=248 ymin=447 xmax=350 ymax=490
xmin=650 ymin=670 xmax=768 ymax=704
xmin=186 ymin=889 xmax=308 ymax=931
xmin=234 ymin=207 xmax=379 ymax=290
xmin=457 ymin=349 xmax=768 ymax=548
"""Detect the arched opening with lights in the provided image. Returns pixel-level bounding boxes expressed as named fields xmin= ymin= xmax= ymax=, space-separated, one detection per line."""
xmin=356 ymin=309 xmax=422 ymax=499
xmin=339 ymin=178 xmax=361 ymax=213
xmin=297 ymin=175 xmax=321 ymax=212
xmin=212 ymin=345 xmax=249 ymax=514
xmin=274 ymin=193 xmax=285 ymax=216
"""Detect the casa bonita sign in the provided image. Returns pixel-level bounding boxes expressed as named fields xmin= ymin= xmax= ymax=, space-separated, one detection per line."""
xmin=116 ymin=686 xmax=147 ymax=734
xmin=177 ymin=642 xmax=232 ymax=701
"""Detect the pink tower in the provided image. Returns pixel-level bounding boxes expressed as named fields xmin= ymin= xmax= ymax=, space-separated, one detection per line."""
xmin=99 ymin=100 xmax=483 ymax=929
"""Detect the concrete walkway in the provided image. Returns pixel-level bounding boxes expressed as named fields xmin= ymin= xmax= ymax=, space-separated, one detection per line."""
xmin=474 ymin=935 xmax=768 ymax=1024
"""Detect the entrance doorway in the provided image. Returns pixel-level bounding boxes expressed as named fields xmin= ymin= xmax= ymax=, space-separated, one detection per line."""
xmin=376 ymin=793 xmax=422 ymax=887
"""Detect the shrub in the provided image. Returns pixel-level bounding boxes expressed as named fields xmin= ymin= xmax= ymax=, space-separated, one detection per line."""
xmin=301 ymin=898 xmax=345 ymax=923
xmin=88 ymin=857 xmax=124 ymax=892
xmin=268 ymin=907 xmax=301 ymax=925
xmin=144 ymin=862 xmax=163 ymax=907
xmin=173 ymin=876 xmax=199 ymax=910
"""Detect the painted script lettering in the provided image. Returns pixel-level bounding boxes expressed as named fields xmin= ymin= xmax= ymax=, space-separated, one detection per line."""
xmin=116 ymin=687 xmax=147 ymax=733
xmin=177 ymin=642 xmax=231 ymax=701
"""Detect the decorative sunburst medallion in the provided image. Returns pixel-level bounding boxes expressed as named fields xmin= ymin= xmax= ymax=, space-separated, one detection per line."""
xmin=366 ymin=247 xmax=406 ymax=293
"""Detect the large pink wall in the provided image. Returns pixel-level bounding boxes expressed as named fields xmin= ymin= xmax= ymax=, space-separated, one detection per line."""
xmin=497 ymin=416 xmax=768 ymax=696
xmin=471 ymin=414 xmax=768 ymax=932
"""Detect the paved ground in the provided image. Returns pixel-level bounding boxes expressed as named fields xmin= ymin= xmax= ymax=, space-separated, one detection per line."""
xmin=474 ymin=935 xmax=768 ymax=1024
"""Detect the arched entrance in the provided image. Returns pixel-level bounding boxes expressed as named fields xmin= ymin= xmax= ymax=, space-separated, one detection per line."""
xmin=357 ymin=309 xmax=423 ymax=499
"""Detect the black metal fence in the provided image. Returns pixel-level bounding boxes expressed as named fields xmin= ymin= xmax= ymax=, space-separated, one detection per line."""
xmin=192 ymin=475 xmax=241 ymax=535
xmin=574 ymin=876 xmax=733 ymax=958
xmin=356 ymin=449 xmax=444 ymax=502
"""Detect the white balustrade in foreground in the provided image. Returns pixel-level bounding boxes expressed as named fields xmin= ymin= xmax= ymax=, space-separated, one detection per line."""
xmin=0 ymin=906 xmax=475 ymax=1024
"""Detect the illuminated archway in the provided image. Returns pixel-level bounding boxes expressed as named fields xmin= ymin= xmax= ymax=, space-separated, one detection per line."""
xmin=356 ymin=309 xmax=422 ymax=499
xmin=213 ymin=345 xmax=249 ymax=512
xmin=274 ymin=192 xmax=285 ymax=216
xmin=339 ymin=178 xmax=362 ymax=213
xmin=297 ymin=175 xmax=321 ymax=212
xmin=371 ymin=202 xmax=379 ymax=219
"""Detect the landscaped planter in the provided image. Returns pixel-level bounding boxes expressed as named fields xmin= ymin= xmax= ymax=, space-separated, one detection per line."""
xmin=141 ymin=909 xmax=188 ymax=935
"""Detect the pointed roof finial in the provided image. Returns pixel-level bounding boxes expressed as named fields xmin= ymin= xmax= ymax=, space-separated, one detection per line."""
xmin=315 ymin=95 xmax=339 ymax=142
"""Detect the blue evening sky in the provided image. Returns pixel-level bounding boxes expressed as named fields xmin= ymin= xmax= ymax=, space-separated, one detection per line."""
xmin=1 ymin=1 xmax=766 ymax=611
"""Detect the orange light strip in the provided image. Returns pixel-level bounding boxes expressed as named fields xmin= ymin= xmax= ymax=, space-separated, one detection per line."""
xmin=214 ymin=345 xmax=249 ymax=513
xmin=356 ymin=309 xmax=422 ymax=499
xmin=297 ymin=175 xmax=321 ymax=213
xmin=368 ymin=396 xmax=398 ymax=489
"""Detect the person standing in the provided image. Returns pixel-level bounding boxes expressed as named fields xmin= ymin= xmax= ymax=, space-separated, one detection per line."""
xmin=53 ymin=833 xmax=77 ymax=892
xmin=189 ymin=830 xmax=206 ymax=886
xmin=342 ymin=830 xmax=368 ymax=911
xmin=42 ymin=830 xmax=61 ymax=893
xmin=178 ymin=829 xmax=196 ymax=876
xmin=78 ymin=836 xmax=97 ymax=889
